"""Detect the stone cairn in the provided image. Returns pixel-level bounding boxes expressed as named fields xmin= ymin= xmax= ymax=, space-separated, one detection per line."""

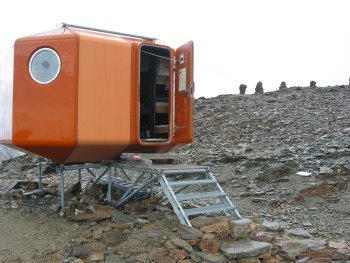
xmin=279 ymin=81 xmax=287 ymax=90
xmin=310 ymin=80 xmax=317 ymax=88
xmin=255 ymin=81 xmax=264 ymax=94
xmin=239 ymin=84 xmax=247 ymax=95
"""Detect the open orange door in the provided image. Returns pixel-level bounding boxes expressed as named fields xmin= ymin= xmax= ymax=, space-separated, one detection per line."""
xmin=175 ymin=41 xmax=194 ymax=144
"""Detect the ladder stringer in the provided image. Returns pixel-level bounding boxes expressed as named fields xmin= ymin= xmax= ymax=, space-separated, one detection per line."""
xmin=207 ymin=172 xmax=241 ymax=219
xmin=159 ymin=169 xmax=241 ymax=227
xmin=159 ymin=175 xmax=192 ymax=227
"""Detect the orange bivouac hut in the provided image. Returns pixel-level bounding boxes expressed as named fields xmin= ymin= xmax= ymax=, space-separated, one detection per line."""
xmin=0 ymin=24 xmax=194 ymax=163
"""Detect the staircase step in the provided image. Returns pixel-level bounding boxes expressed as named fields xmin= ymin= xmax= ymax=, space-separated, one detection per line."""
xmin=176 ymin=191 xmax=227 ymax=201
xmin=168 ymin=179 xmax=216 ymax=187
xmin=158 ymin=168 xmax=240 ymax=227
xmin=163 ymin=168 xmax=207 ymax=175
xmin=184 ymin=203 xmax=234 ymax=217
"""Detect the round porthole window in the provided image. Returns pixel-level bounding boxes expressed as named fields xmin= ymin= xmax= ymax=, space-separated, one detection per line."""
xmin=29 ymin=48 xmax=61 ymax=84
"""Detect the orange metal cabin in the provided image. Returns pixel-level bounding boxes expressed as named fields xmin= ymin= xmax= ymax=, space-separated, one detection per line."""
xmin=0 ymin=24 xmax=194 ymax=163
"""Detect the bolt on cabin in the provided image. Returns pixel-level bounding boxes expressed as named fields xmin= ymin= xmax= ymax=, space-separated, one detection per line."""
xmin=0 ymin=24 xmax=194 ymax=163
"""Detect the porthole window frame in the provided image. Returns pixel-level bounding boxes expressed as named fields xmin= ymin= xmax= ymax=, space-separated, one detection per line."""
xmin=29 ymin=47 xmax=61 ymax=85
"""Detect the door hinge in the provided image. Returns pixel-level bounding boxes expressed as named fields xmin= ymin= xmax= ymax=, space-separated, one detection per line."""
xmin=179 ymin=54 xmax=185 ymax=64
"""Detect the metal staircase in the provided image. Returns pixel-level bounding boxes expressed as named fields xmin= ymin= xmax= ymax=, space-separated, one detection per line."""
xmin=159 ymin=168 xmax=241 ymax=227
xmin=39 ymin=153 xmax=241 ymax=228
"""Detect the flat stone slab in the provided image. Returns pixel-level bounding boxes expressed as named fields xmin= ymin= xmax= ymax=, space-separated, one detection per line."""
xmin=220 ymin=239 xmax=272 ymax=259
xmin=195 ymin=251 xmax=227 ymax=263
xmin=104 ymin=254 xmax=126 ymax=263
xmin=111 ymin=212 xmax=135 ymax=224
xmin=288 ymin=228 xmax=312 ymax=238
xmin=72 ymin=246 xmax=92 ymax=257
xmin=177 ymin=225 xmax=203 ymax=240
xmin=191 ymin=215 xmax=231 ymax=228
xmin=262 ymin=220 xmax=284 ymax=232
xmin=277 ymin=240 xmax=308 ymax=260
xmin=68 ymin=205 xmax=113 ymax=222
xmin=172 ymin=237 xmax=193 ymax=252
xmin=299 ymin=239 xmax=327 ymax=251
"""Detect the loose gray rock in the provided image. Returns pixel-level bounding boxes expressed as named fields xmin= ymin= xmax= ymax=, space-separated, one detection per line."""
xmin=51 ymin=203 xmax=61 ymax=212
xmin=262 ymin=220 xmax=284 ymax=232
xmin=177 ymin=225 xmax=203 ymax=240
xmin=294 ymin=239 xmax=327 ymax=251
xmin=104 ymin=254 xmax=126 ymax=263
xmin=302 ymin=221 xmax=313 ymax=227
xmin=319 ymin=166 xmax=333 ymax=174
xmin=147 ymin=230 xmax=163 ymax=238
xmin=277 ymin=241 xmax=308 ymax=260
xmin=103 ymin=230 xmax=126 ymax=245
xmin=111 ymin=212 xmax=135 ymax=224
xmin=288 ymin=228 xmax=313 ymax=238
xmin=171 ymin=237 xmax=193 ymax=252
xmin=190 ymin=216 xmax=219 ymax=228
xmin=92 ymin=226 xmax=104 ymax=240
xmin=194 ymin=251 xmax=227 ymax=263
xmin=89 ymin=251 xmax=104 ymax=261
xmin=72 ymin=246 xmax=92 ymax=258
xmin=220 ymin=239 xmax=272 ymax=259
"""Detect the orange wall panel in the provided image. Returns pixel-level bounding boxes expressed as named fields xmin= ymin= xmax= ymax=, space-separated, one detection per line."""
xmin=12 ymin=33 xmax=79 ymax=162
xmin=65 ymin=31 xmax=132 ymax=162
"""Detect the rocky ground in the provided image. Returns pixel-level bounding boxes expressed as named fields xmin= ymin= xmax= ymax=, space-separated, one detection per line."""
xmin=0 ymin=85 xmax=350 ymax=263
xmin=177 ymin=85 xmax=350 ymax=243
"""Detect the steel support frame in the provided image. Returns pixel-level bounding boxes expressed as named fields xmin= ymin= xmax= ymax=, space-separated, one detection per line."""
xmin=36 ymin=161 xmax=210 ymax=210
xmin=57 ymin=163 xmax=115 ymax=208
xmin=113 ymin=163 xmax=163 ymax=207
xmin=113 ymin=164 xmax=210 ymax=207
xmin=115 ymin=170 xmax=159 ymax=207
xmin=35 ymin=162 xmax=116 ymax=209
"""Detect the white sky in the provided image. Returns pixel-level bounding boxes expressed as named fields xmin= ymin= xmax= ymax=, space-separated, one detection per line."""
xmin=0 ymin=0 xmax=349 ymax=98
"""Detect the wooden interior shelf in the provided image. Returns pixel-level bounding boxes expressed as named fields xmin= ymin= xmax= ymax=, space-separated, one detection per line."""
xmin=155 ymin=125 xmax=168 ymax=134
xmin=141 ymin=102 xmax=168 ymax=114
xmin=156 ymin=102 xmax=168 ymax=113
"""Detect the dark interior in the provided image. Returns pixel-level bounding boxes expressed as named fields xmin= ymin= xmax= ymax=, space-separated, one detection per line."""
xmin=139 ymin=45 xmax=170 ymax=142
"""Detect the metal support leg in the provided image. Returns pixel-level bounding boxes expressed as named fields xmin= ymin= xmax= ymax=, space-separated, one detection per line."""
xmin=107 ymin=167 xmax=112 ymax=202
xmin=60 ymin=169 xmax=65 ymax=209
xmin=120 ymin=168 xmax=132 ymax=181
xmin=78 ymin=169 xmax=81 ymax=183
xmin=118 ymin=172 xmax=146 ymax=202
xmin=38 ymin=162 xmax=43 ymax=190
xmin=117 ymin=175 xmax=158 ymax=207
xmin=90 ymin=168 xmax=110 ymax=188
xmin=150 ymin=179 xmax=155 ymax=197
xmin=86 ymin=168 xmax=97 ymax=178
